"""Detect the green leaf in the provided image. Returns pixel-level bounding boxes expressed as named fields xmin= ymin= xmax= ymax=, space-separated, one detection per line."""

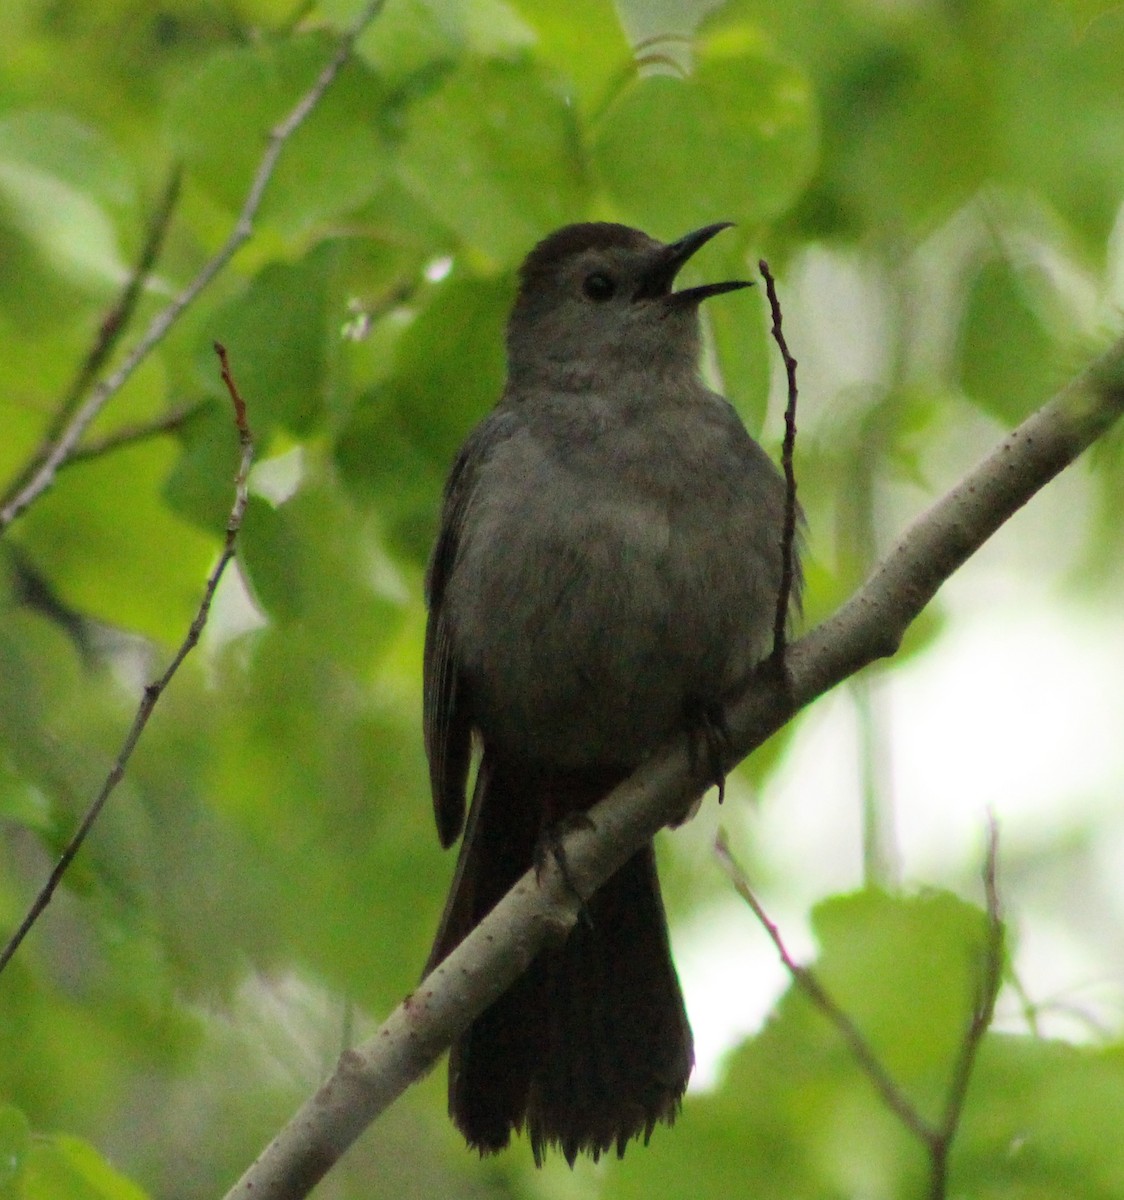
xmin=205 ymin=624 xmax=440 ymax=1007
xmin=599 ymin=888 xmax=998 ymax=1199
xmin=355 ymin=0 xmax=536 ymax=88
xmin=808 ymin=889 xmax=994 ymax=1095
xmin=203 ymin=254 xmax=332 ymax=437
xmin=395 ymin=58 xmax=588 ymax=265
xmin=24 ymin=1133 xmax=150 ymax=1200
xmin=12 ymin=442 xmax=217 ymax=644
xmin=958 ymin=1037 xmax=1124 ymax=1195
xmin=0 ymin=110 xmax=134 ymax=213
xmin=334 ymin=395 xmax=446 ymax=554
xmin=386 ymin=272 xmax=513 ymax=461
xmin=165 ymin=35 xmax=389 ymax=237
xmin=0 ymin=1105 xmax=30 ymax=1194
xmin=238 ymin=484 xmax=406 ymax=671
xmin=0 ymin=111 xmax=132 ymax=326
xmin=162 ymin=402 xmax=244 ymax=535
xmin=336 ymin=270 xmax=513 ymax=554
xmin=593 ymin=27 xmax=817 ymax=235
xmin=993 ymin=2 xmax=1124 ymax=247
xmin=0 ymin=767 xmax=52 ymax=832
xmin=509 ymin=0 xmax=633 ymax=112
xmin=958 ymin=256 xmax=1057 ymax=424
xmin=705 ymin=247 xmax=770 ymax=433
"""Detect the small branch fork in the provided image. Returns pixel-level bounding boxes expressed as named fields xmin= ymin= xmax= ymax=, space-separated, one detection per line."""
xmin=0 ymin=346 xmax=254 ymax=978
xmin=759 ymin=259 xmax=800 ymax=665
xmin=0 ymin=0 xmax=386 ymax=534
xmin=715 ymin=818 xmax=1004 ymax=1200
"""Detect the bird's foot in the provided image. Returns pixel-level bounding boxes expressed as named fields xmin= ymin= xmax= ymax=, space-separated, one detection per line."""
xmin=758 ymin=642 xmax=795 ymax=697
xmin=685 ymin=699 xmax=731 ymax=808
xmin=534 ymin=813 xmax=596 ymax=928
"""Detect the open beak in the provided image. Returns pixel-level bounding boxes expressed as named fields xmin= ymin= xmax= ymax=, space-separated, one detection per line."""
xmin=633 ymin=222 xmax=753 ymax=305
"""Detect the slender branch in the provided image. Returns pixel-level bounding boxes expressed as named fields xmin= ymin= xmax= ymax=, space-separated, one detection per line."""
xmin=0 ymin=0 xmax=386 ymax=534
xmin=0 ymin=346 xmax=254 ymax=977
xmin=0 ymin=165 xmax=182 ymax=506
xmin=63 ymin=402 xmax=205 ymax=466
xmin=926 ymin=815 xmax=1004 ymax=1199
xmin=221 ymin=334 xmax=1124 ymax=1200
xmin=215 ymin=344 xmax=251 ymax=444
xmin=713 ymin=830 xmax=937 ymax=1144
xmin=69 ymin=166 xmax=183 ymax=420
xmin=760 ymin=258 xmax=800 ymax=663
xmin=1007 ymin=971 xmax=1043 ymax=1039
xmin=715 ymin=822 xmax=1005 ymax=1200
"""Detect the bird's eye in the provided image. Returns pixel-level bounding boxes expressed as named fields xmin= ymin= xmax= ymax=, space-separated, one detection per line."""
xmin=582 ymin=273 xmax=616 ymax=302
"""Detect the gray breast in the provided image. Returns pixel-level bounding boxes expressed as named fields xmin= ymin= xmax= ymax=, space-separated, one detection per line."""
xmin=446 ymin=398 xmax=785 ymax=769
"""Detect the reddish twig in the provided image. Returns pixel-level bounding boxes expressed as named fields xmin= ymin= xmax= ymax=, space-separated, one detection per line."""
xmin=0 ymin=346 xmax=254 ymax=978
xmin=759 ymin=259 xmax=800 ymax=664
xmin=714 ymin=819 xmax=1005 ymax=1200
xmin=215 ymin=343 xmax=251 ymax=448
xmin=714 ymin=830 xmax=936 ymax=1145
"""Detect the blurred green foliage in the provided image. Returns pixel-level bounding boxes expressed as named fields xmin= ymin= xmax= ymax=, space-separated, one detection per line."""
xmin=1 ymin=0 xmax=1123 ymax=1198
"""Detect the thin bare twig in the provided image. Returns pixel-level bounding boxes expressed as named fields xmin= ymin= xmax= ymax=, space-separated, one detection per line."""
xmin=926 ymin=814 xmax=1004 ymax=1199
xmin=760 ymin=259 xmax=800 ymax=664
xmin=0 ymin=0 xmax=386 ymax=534
xmin=715 ymin=820 xmax=1006 ymax=1200
xmin=1 ymin=165 xmax=182 ymax=506
xmin=0 ymin=345 xmax=254 ymax=977
xmin=63 ymin=402 xmax=205 ymax=466
xmin=713 ymin=830 xmax=937 ymax=1145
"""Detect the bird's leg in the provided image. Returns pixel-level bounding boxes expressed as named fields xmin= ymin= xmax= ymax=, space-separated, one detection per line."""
xmin=534 ymin=813 xmax=597 ymax=929
xmin=757 ymin=641 xmax=796 ymax=706
xmin=684 ymin=699 xmax=731 ymax=808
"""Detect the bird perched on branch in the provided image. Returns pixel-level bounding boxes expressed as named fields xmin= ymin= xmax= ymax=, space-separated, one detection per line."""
xmin=423 ymin=220 xmax=796 ymax=1165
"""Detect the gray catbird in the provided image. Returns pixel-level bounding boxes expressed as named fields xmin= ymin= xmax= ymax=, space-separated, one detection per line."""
xmin=423 ymin=221 xmax=795 ymax=1166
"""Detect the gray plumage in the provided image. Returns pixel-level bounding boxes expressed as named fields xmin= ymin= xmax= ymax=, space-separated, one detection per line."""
xmin=423 ymin=221 xmax=797 ymax=1165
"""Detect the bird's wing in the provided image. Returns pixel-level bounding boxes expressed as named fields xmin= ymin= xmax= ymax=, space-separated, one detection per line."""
xmin=424 ymin=410 xmax=516 ymax=848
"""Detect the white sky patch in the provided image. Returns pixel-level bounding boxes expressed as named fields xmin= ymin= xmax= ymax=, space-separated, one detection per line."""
xmin=889 ymin=605 xmax=1124 ymax=870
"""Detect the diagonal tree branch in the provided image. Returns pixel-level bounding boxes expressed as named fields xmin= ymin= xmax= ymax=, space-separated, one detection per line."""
xmin=0 ymin=0 xmax=386 ymax=535
xmin=221 ymin=334 xmax=1124 ymax=1200
xmin=0 ymin=345 xmax=254 ymax=977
